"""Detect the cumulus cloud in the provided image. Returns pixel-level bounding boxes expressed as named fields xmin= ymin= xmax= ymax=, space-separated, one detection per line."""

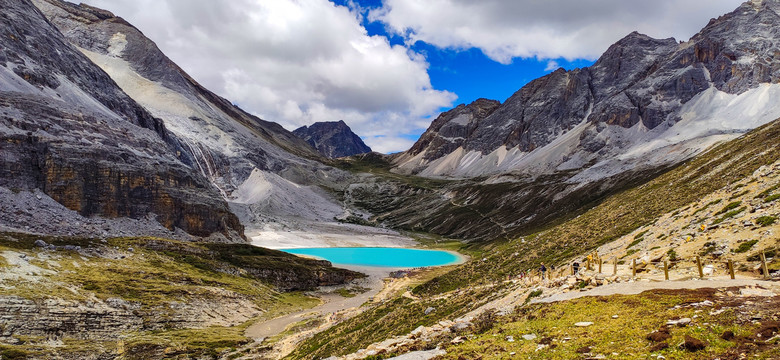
xmin=83 ymin=0 xmax=455 ymax=153
xmin=370 ymin=0 xmax=743 ymax=64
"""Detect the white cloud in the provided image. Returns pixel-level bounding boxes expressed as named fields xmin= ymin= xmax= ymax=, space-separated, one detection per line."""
xmin=544 ymin=60 xmax=560 ymax=72
xmin=371 ymin=0 xmax=743 ymax=64
xmin=84 ymin=0 xmax=455 ymax=153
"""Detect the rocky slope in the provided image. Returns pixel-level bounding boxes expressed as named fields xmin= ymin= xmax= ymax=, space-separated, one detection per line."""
xmin=293 ymin=120 xmax=372 ymax=159
xmin=394 ymin=0 xmax=780 ymax=181
xmin=0 ymin=0 xmax=242 ymax=241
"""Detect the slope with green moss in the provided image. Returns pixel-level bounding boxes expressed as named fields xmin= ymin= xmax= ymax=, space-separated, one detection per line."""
xmin=0 ymin=233 xmax=359 ymax=359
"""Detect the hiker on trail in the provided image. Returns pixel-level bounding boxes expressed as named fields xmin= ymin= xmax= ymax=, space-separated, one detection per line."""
xmin=540 ymin=263 xmax=547 ymax=275
xmin=573 ymin=261 xmax=580 ymax=274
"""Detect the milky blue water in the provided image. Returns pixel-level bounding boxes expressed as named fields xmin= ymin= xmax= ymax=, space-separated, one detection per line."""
xmin=282 ymin=247 xmax=461 ymax=268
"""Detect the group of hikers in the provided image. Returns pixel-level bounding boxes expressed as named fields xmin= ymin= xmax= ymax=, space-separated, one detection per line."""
xmin=512 ymin=254 xmax=596 ymax=284
xmin=533 ymin=254 xmax=594 ymax=283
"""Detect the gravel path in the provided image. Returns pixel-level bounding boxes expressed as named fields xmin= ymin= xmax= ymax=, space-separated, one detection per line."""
xmin=535 ymin=278 xmax=778 ymax=304
xmin=245 ymin=265 xmax=394 ymax=340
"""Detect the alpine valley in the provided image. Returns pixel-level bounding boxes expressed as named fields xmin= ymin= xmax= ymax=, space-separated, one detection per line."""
xmin=0 ymin=0 xmax=778 ymax=359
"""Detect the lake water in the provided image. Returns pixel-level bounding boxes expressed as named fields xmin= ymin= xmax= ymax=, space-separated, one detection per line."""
xmin=282 ymin=247 xmax=461 ymax=268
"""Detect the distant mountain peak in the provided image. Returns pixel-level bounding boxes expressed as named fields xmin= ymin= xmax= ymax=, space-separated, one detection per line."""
xmin=293 ymin=121 xmax=372 ymax=158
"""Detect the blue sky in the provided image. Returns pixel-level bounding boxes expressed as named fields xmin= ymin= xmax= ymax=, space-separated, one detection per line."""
xmin=86 ymin=0 xmax=743 ymax=153
xmin=340 ymin=0 xmax=594 ymax=105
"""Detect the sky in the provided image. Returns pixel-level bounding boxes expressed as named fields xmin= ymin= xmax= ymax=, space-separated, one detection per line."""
xmin=83 ymin=0 xmax=743 ymax=153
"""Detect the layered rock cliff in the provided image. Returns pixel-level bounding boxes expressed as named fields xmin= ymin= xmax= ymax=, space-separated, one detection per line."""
xmin=394 ymin=0 xmax=780 ymax=180
xmin=293 ymin=120 xmax=372 ymax=158
xmin=0 ymin=0 xmax=243 ymax=240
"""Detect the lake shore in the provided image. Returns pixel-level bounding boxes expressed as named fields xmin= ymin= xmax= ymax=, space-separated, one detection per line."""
xmin=248 ymin=221 xmax=417 ymax=249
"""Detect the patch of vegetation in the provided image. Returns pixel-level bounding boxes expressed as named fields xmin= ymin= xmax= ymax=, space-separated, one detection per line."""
xmin=729 ymin=190 xmax=749 ymax=200
xmin=0 ymin=346 xmax=31 ymax=360
xmin=715 ymin=201 xmax=742 ymax=215
xmin=693 ymin=199 xmax=722 ymax=216
xmin=756 ymin=216 xmax=777 ymax=226
xmin=626 ymin=238 xmax=643 ymax=249
xmin=734 ymin=240 xmax=759 ymax=254
xmin=755 ymin=184 xmax=779 ymax=199
xmin=700 ymin=242 xmax=717 ymax=256
xmin=622 ymin=249 xmax=639 ymax=258
xmin=334 ymin=287 xmax=369 ymax=298
xmin=471 ymin=309 xmax=498 ymax=334
xmin=711 ymin=207 xmax=746 ymax=225
xmin=764 ymin=194 xmax=780 ymax=203
xmin=667 ymin=249 xmax=678 ymax=262
xmin=332 ymin=152 xmax=454 ymax=190
xmin=524 ymin=289 xmax=543 ymax=304
xmin=747 ymin=247 xmax=776 ymax=261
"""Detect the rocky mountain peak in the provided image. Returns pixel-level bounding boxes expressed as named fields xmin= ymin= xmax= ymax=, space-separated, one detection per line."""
xmin=394 ymin=0 xmax=780 ymax=179
xmin=293 ymin=120 xmax=372 ymax=158
xmin=405 ymin=98 xmax=500 ymax=159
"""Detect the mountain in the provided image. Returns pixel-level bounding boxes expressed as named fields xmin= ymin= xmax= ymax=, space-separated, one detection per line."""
xmin=293 ymin=120 xmax=372 ymax=158
xmin=30 ymin=0 xmax=390 ymax=243
xmin=0 ymin=0 xmax=243 ymax=241
xmin=394 ymin=0 xmax=780 ymax=181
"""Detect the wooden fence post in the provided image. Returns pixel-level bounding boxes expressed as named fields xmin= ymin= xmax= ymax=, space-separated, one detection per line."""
xmin=632 ymin=259 xmax=637 ymax=278
xmin=598 ymin=259 xmax=603 ymax=274
xmin=664 ymin=260 xmax=669 ymax=281
xmin=761 ymin=252 xmax=770 ymax=280
xmin=728 ymin=260 xmax=735 ymax=280
xmin=696 ymin=256 xmax=704 ymax=278
xmin=613 ymin=257 xmax=617 ymax=276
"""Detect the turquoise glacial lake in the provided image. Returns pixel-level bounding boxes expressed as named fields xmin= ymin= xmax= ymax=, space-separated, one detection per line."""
xmin=282 ymin=247 xmax=461 ymax=268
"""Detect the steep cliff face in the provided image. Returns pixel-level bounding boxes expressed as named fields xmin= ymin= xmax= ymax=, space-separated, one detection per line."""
xmin=0 ymin=0 xmax=243 ymax=240
xmin=395 ymin=0 xmax=780 ymax=180
xmin=293 ymin=120 xmax=372 ymax=158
